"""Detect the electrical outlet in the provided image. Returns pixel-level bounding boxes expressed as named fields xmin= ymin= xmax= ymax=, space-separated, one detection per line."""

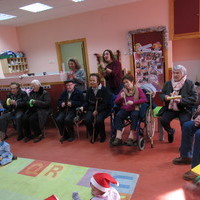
xmin=43 ymin=85 xmax=51 ymax=89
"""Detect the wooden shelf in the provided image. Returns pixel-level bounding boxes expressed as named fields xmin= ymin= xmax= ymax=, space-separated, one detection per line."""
xmin=0 ymin=57 xmax=29 ymax=77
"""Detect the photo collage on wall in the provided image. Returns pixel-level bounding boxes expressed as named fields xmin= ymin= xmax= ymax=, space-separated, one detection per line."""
xmin=133 ymin=42 xmax=164 ymax=92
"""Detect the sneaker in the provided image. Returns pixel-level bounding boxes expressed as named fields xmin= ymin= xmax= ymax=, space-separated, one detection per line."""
xmin=126 ymin=138 xmax=134 ymax=146
xmin=168 ymin=128 xmax=175 ymax=143
xmin=173 ymin=157 xmax=192 ymax=165
xmin=183 ymin=170 xmax=199 ymax=181
xmin=111 ymin=138 xmax=122 ymax=146
xmin=17 ymin=135 xmax=24 ymax=141
xmin=24 ymin=137 xmax=31 ymax=143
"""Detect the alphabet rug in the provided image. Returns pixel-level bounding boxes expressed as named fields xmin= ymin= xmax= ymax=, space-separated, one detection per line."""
xmin=0 ymin=157 xmax=139 ymax=200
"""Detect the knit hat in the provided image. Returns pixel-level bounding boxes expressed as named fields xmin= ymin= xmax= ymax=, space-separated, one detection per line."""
xmin=90 ymin=173 xmax=119 ymax=192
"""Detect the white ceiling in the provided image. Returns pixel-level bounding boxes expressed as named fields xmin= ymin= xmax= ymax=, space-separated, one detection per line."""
xmin=0 ymin=0 xmax=142 ymax=27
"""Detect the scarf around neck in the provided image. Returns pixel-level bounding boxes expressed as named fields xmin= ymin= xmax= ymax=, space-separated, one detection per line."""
xmin=123 ymin=85 xmax=140 ymax=110
xmin=168 ymin=75 xmax=187 ymax=111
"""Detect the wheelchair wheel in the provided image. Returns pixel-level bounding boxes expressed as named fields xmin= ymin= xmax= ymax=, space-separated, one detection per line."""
xmin=138 ymin=137 xmax=145 ymax=150
xmin=145 ymin=107 xmax=155 ymax=144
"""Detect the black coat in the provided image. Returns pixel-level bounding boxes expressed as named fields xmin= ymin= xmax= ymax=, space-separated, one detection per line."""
xmin=26 ymin=87 xmax=51 ymax=129
xmin=83 ymin=86 xmax=110 ymax=113
xmin=4 ymin=88 xmax=28 ymax=113
xmin=159 ymin=79 xmax=197 ymax=114
xmin=57 ymin=88 xmax=84 ymax=111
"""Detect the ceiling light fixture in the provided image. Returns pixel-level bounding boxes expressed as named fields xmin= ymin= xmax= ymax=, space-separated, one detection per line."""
xmin=0 ymin=13 xmax=16 ymax=21
xmin=19 ymin=3 xmax=53 ymax=13
xmin=72 ymin=0 xmax=85 ymax=2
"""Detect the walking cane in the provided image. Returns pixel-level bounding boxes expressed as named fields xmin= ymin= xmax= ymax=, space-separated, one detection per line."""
xmin=91 ymin=98 xmax=100 ymax=144
xmin=60 ymin=99 xmax=69 ymax=144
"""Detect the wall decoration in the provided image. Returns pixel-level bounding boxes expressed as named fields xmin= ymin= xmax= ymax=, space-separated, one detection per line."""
xmin=128 ymin=26 xmax=168 ymax=92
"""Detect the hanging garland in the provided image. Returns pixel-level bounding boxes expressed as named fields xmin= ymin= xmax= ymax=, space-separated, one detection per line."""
xmin=127 ymin=26 xmax=168 ymax=55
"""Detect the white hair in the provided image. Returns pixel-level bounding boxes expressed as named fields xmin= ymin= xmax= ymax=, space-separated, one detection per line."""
xmin=31 ymin=79 xmax=41 ymax=86
xmin=173 ymin=65 xmax=187 ymax=75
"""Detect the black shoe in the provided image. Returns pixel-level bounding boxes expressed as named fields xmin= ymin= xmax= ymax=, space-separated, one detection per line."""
xmin=17 ymin=135 xmax=24 ymax=141
xmin=168 ymin=128 xmax=175 ymax=143
xmin=111 ymin=138 xmax=122 ymax=146
xmin=60 ymin=137 xmax=68 ymax=143
xmin=172 ymin=157 xmax=192 ymax=165
xmin=24 ymin=137 xmax=31 ymax=143
xmin=67 ymin=137 xmax=75 ymax=142
xmin=33 ymin=134 xmax=44 ymax=143
xmin=125 ymin=138 xmax=134 ymax=146
xmin=100 ymin=137 xmax=106 ymax=143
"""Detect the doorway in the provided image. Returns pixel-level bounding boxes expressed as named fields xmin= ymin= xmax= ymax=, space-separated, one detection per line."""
xmin=55 ymin=38 xmax=90 ymax=86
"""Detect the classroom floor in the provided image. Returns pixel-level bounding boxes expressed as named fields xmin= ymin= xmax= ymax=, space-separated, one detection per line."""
xmin=6 ymin=118 xmax=190 ymax=200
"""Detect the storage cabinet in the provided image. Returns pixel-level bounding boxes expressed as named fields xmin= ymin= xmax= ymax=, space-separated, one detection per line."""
xmin=170 ymin=0 xmax=200 ymax=40
xmin=0 ymin=57 xmax=28 ymax=76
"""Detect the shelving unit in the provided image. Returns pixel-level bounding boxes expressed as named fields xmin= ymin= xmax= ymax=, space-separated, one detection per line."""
xmin=0 ymin=57 xmax=29 ymax=77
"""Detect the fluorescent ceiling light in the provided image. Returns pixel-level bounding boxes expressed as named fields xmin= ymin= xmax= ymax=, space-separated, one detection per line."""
xmin=19 ymin=3 xmax=53 ymax=13
xmin=0 ymin=13 xmax=16 ymax=21
xmin=72 ymin=0 xmax=85 ymax=2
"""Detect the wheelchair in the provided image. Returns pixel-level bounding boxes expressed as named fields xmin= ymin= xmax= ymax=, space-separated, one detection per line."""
xmin=110 ymin=91 xmax=156 ymax=150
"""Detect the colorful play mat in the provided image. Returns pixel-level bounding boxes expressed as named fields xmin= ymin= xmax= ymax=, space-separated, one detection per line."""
xmin=0 ymin=158 xmax=139 ymax=200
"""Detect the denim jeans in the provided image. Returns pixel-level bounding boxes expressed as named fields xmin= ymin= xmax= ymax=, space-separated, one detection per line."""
xmin=180 ymin=121 xmax=200 ymax=168
xmin=114 ymin=109 xmax=139 ymax=131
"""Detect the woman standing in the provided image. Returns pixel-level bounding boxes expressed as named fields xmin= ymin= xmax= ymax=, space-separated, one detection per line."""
xmin=67 ymin=58 xmax=86 ymax=91
xmin=100 ymin=50 xmax=123 ymax=95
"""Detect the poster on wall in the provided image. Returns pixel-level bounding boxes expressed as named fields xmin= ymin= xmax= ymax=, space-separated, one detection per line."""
xmin=133 ymin=42 xmax=164 ymax=92
xmin=128 ymin=26 xmax=168 ymax=93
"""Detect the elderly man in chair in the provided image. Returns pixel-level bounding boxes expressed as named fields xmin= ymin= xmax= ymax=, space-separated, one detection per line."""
xmin=23 ymin=80 xmax=51 ymax=143
xmin=0 ymin=82 xmax=28 ymax=141
xmin=55 ymin=79 xmax=84 ymax=143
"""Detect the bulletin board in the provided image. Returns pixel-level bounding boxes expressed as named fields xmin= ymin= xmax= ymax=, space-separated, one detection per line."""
xmin=128 ymin=26 xmax=168 ymax=92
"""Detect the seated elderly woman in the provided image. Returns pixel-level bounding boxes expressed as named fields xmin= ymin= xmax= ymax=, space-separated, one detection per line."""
xmin=159 ymin=65 xmax=197 ymax=143
xmin=111 ymin=74 xmax=147 ymax=146
xmin=0 ymin=82 xmax=28 ymax=141
xmin=79 ymin=73 xmax=110 ymax=143
xmin=67 ymin=58 xmax=86 ymax=91
xmin=23 ymin=80 xmax=51 ymax=143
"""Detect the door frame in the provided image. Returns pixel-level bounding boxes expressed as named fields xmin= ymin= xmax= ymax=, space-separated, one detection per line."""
xmin=55 ymin=38 xmax=90 ymax=86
